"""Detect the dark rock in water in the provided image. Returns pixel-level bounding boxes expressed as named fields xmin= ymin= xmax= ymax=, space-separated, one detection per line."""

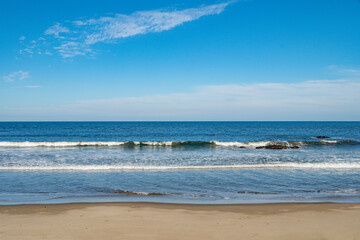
xmin=256 ymin=146 xmax=283 ymax=149
xmin=316 ymin=136 xmax=330 ymax=139
xmin=256 ymin=145 xmax=299 ymax=150
xmin=147 ymin=192 xmax=165 ymax=196
xmin=112 ymin=190 xmax=165 ymax=196
xmin=238 ymin=191 xmax=264 ymax=194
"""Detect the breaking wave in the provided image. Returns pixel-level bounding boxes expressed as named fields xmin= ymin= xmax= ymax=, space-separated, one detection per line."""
xmin=111 ymin=190 xmax=166 ymax=196
xmin=0 ymin=140 xmax=358 ymax=149
xmin=109 ymin=190 xmax=204 ymax=197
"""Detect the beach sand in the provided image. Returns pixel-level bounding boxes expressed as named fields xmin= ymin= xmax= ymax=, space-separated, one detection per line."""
xmin=0 ymin=202 xmax=359 ymax=240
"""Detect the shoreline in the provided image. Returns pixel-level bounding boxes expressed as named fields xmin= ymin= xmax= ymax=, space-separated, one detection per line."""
xmin=0 ymin=200 xmax=359 ymax=207
xmin=1 ymin=202 xmax=359 ymax=239
xmin=1 ymin=201 xmax=359 ymax=214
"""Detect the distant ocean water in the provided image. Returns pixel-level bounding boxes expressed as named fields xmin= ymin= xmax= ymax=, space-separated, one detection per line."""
xmin=0 ymin=121 xmax=360 ymax=204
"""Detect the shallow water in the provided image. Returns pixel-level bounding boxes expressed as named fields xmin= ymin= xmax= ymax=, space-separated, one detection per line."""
xmin=0 ymin=121 xmax=359 ymax=204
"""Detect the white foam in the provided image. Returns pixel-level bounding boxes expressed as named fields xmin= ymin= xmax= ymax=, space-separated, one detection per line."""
xmin=0 ymin=141 xmax=179 ymax=147
xmin=0 ymin=139 xmax=352 ymax=148
xmin=0 ymin=141 xmax=127 ymax=147
xmin=321 ymin=189 xmax=358 ymax=194
xmin=1 ymin=162 xmax=359 ymax=171
xmin=0 ymin=140 xmax=271 ymax=148
xmin=211 ymin=141 xmax=295 ymax=148
xmin=321 ymin=140 xmax=338 ymax=144
xmin=141 ymin=141 xmax=174 ymax=146
xmin=212 ymin=141 xmax=271 ymax=148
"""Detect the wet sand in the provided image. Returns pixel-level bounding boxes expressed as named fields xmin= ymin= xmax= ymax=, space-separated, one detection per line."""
xmin=0 ymin=202 xmax=359 ymax=240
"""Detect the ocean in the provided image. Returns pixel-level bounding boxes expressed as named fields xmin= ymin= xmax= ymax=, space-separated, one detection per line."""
xmin=0 ymin=121 xmax=359 ymax=204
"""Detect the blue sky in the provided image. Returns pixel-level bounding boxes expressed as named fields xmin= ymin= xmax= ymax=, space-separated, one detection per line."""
xmin=1 ymin=0 xmax=360 ymax=120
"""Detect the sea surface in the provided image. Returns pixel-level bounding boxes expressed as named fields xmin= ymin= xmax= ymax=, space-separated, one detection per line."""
xmin=0 ymin=121 xmax=360 ymax=204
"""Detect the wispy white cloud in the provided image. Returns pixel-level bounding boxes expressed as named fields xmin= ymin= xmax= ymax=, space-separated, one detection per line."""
xmin=326 ymin=65 xmax=360 ymax=76
xmin=3 ymin=70 xmax=30 ymax=82
xmin=21 ymin=2 xmax=231 ymax=58
xmin=6 ymin=78 xmax=360 ymax=120
xmin=78 ymin=2 xmax=230 ymax=45
xmin=44 ymin=23 xmax=70 ymax=38
xmin=54 ymin=42 xmax=93 ymax=58
xmin=338 ymin=68 xmax=360 ymax=76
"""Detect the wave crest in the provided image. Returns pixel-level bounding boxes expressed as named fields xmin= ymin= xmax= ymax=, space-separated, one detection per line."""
xmin=0 ymin=139 xmax=358 ymax=149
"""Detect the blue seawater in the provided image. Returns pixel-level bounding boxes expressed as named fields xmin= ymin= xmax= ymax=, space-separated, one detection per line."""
xmin=0 ymin=121 xmax=359 ymax=204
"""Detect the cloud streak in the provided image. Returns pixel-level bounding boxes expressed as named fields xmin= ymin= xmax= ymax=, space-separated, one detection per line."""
xmin=44 ymin=23 xmax=70 ymax=38
xmin=326 ymin=65 xmax=360 ymax=76
xmin=3 ymin=70 xmax=30 ymax=82
xmin=22 ymin=2 xmax=231 ymax=58
xmin=4 ymin=78 xmax=360 ymax=121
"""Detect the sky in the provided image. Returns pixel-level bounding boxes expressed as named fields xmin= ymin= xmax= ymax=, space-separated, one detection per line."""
xmin=0 ymin=0 xmax=360 ymax=121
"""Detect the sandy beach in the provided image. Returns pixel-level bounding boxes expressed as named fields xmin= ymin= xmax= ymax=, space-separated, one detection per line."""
xmin=0 ymin=202 xmax=359 ymax=240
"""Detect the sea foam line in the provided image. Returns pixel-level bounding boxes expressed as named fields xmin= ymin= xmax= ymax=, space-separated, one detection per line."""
xmin=0 ymin=140 xmax=358 ymax=148
xmin=0 ymin=141 xmax=128 ymax=147
xmin=1 ymin=163 xmax=360 ymax=171
xmin=0 ymin=140 xmax=287 ymax=148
